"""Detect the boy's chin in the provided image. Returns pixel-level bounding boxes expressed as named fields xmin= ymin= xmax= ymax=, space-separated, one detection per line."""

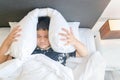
xmin=40 ymin=46 xmax=50 ymax=50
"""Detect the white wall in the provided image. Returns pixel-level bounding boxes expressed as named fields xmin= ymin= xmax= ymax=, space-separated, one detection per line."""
xmin=95 ymin=31 xmax=120 ymax=69
xmin=92 ymin=0 xmax=120 ymax=35
xmin=92 ymin=0 xmax=120 ymax=69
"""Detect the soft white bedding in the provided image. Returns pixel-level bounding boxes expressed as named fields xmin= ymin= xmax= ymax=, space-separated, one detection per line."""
xmin=0 ymin=54 xmax=74 ymax=80
xmin=0 ymin=27 xmax=106 ymax=80
xmin=0 ymin=8 xmax=106 ymax=80
xmin=105 ymin=71 xmax=120 ymax=80
xmin=66 ymin=51 xmax=106 ymax=80
xmin=0 ymin=51 xmax=105 ymax=80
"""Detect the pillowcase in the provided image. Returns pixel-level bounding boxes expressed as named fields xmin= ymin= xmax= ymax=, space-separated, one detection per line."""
xmin=9 ymin=10 xmax=38 ymax=59
xmin=47 ymin=9 xmax=75 ymax=53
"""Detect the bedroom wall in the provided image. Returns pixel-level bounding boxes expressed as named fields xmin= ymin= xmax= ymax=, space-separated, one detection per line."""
xmin=94 ymin=31 xmax=120 ymax=68
xmin=91 ymin=0 xmax=120 ymax=68
xmin=91 ymin=0 xmax=120 ymax=61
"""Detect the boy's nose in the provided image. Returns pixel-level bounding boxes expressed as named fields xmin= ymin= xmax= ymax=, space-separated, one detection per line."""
xmin=40 ymin=38 xmax=45 ymax=42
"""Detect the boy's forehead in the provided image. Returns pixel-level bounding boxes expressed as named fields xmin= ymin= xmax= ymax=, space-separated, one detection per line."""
xmin=37 ymin=29 xmax=48 ymax=35
xmin=37 ymin=29 xmax=48 ymax=32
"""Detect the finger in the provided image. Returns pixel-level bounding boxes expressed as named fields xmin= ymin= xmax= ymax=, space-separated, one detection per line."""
xmin=60 ymin=38 xmax=66 ymax=41
xmin=61 ymin=28 xmax=69 ymax=34
xmin=70 ymin=27 xmax=73 ymax=35
xmin=64 ymin=42 xmax=70 ymax=46
xmin=59 ymin=33 xmax=67 ymax=37
xmin=11 ymin=34 xmax=20 ymax=41
xmin=14 ymin=26 xmax=22 ymax=33
xmin=12 ymin=34 xmax=21 ymax=42
xmin=12 ymin=27 xmax=22 ymax=35
xmin=14 ymin=34 xmax=21 ymax=38
xmin=12 ymin=39 xmax=18 ymax=42
xmin=12 ymin=26 xmax=20 ymax=32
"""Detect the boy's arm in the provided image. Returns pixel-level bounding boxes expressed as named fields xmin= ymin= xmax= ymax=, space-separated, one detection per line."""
xmin=73 ymin=39 xmax=88 ymax=57
xmin=0 ymin=37 xmax=12 ymax=63
xmin=0 ymin=26 xmax=21 ymax=63
xmin=59 ymin=27 xmax=88 ymax=57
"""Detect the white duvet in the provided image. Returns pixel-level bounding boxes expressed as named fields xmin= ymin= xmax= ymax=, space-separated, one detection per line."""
xmin=0 ymin=8 xmax=106 ymax=80
xmin=0 ymin=54 xmax=73 ymax=80
xmin=0 ymin=51 xmax=106 ymax=80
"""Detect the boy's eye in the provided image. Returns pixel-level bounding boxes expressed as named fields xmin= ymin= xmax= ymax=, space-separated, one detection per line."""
xmin=37 ymin=35 xmax=41 ymax=38
xmin=45 ymin=36 xmax=48 ymax=38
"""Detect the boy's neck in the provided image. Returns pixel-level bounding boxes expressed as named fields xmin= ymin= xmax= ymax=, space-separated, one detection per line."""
xmin=37 ymin=46 xmax=51 ymax=50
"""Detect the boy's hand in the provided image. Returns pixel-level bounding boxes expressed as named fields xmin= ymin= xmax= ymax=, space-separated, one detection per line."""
xmin=59 ymin=27 xmax=77 ymax=46
xmin=3 ymin=26 xmax=21 ymax=47
xmin=7 ymin=26 xmax=21 ymax=44
xmin=0 ymin=26 xmax=21 ymax=58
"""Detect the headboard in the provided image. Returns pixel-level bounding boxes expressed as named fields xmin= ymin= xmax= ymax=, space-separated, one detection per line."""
xmin=0 ymin=0 xmax=110 ymax=28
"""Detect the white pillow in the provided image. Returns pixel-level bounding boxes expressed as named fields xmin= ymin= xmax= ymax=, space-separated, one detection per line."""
xmin=9 ymin=21 xmax=80 ymax=52
xmin=0 ymin=26 xmax=96 ymax=58
xmin=8 ymin=8 xmax=49 ymax=59
xmin=9 ymin=10 xmax=38 ymax=59
xmin=8 ymin=8 xmax=79 ymax=59
xmin=78 ymin=28 xmax=96 ymax=54
xmin=48 ymin=9 xmax=74 ymax=53
xmin=67 ymin=22 xmax=80 ymax=43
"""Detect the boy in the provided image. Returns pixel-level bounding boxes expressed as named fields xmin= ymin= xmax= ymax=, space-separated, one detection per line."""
xmin=0 ymin=17 xmax=88 ymax=65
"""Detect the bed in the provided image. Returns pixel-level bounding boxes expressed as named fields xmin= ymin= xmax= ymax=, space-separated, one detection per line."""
xmin=0 ymin=28 xmax=106 ymax=80
xmin=0 ymin=8 xmax=106 ymax=80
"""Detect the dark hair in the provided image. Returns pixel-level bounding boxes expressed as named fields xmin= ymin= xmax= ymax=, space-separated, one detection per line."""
xmin=37 ymin=17 xmax=50 ymax=30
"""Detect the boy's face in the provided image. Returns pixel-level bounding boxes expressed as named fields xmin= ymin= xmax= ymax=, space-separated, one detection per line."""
xmin=37 ymin=29 xmax=50 ymax=49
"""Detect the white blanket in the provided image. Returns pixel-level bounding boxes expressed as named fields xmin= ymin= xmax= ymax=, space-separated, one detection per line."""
xmin=66 ymin=51 xmax=106 ymax=80
xmin=0 ymin=54 xmax=73 ymax=80
xmin=0 ymin=51 xmax=106 ymax=80
xmin=0 ymin=8 xmax=106 ymax=80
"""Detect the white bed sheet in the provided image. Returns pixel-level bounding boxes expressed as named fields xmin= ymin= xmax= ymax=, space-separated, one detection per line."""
xmin=0 ymin=54 xmax=74 ymax=80
xmin=105 ymin=71 xmax=120 ymax=80
xmin=0 ymin=27 xmax=106 ymax=80
xmin=66 ymin=51 xmax=106 ymax=80
xmin=0 ymin=51 xmax=105 ymax=80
